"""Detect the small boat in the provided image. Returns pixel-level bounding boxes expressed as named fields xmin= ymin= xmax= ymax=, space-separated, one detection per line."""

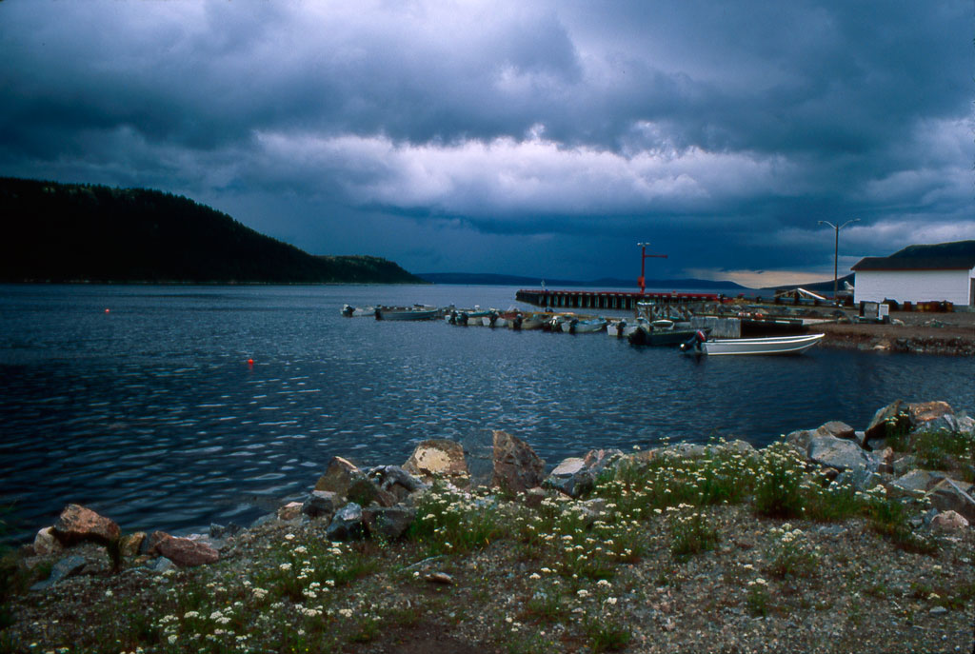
xmin=375 ymin=305 xmax=438 ymax=321
xmin=628 ymin=322 xmax=696 ymax=346
xmin=507 ymin=313 xmax=545 ymax=330
xmin=681 ymin=332 xmax=825 ymax=356
xmin=561 ymin=317 xmax=607 ymax=334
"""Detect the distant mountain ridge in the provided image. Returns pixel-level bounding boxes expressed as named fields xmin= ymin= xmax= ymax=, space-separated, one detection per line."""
xmin=0 ymin=177 xmax=424 ymax=284
xmin=417 ymin=272 xmax=747 ymax=290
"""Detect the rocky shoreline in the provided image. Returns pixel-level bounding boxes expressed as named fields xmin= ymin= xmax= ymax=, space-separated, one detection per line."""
xmin=1 ymin=399 xmax=974 ymax=653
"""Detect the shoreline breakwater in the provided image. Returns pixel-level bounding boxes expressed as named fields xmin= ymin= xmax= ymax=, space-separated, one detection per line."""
xmin=4 ymin=398 xmax=974 ymax=653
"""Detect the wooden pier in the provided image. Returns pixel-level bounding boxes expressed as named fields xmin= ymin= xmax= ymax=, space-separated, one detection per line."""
xmin=515 ymin=289 xmax=720 ymax=311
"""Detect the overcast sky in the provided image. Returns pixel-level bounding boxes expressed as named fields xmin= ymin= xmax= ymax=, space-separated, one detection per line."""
xmin=1 ymin=1 xmax=973 ymax=287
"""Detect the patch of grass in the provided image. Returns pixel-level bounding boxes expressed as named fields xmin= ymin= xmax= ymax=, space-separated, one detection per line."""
xmin=668 ymin=505 xmax=720 ymax=559
xmin=752 ymin=443 xmax=810 ymax=519
xmin=584 ymin=618 xmax=631 ymax=652
xmin=408 ymin=483 xmax=506 ymax=555
xmin=912 ymin=428 xmax=975 ymax=479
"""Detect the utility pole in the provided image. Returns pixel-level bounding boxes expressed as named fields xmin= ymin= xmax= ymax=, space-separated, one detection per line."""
xmin=817 ymin=219 xmax=859 ymax=302
xmin=637 ymin=242 xmax=667 ymax=294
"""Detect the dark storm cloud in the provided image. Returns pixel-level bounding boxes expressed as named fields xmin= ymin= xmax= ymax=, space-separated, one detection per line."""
xmin=0 ymin=0 xmax=971 ymax=283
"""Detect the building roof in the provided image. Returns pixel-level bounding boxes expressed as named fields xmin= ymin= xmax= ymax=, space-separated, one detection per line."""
xmin=851 ymin=240 xmax=975 ymax=272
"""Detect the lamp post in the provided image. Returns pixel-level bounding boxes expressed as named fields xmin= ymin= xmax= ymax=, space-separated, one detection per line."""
xmin=637 ymin=242 xmax=667 ymax=294
xmin=817 ymin=219 xmax=859 ymax=302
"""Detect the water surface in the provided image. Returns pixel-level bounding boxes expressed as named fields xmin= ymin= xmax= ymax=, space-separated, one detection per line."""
xmin=1 ymin=284 xmax=972 ymax=541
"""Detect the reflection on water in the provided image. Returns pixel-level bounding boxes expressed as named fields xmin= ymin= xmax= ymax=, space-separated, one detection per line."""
xmin=0 ymin=284 xmax=973 ymax=541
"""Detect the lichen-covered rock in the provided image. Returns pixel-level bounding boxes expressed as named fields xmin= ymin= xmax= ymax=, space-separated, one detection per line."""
xmin=492 ymin=430 xmax=545 ymax=494
xmin=314 ymin=456 xmax=365 ymax=498
xmin=52 ymin=504 xmax=120 ymax=546
xmin=404 ymin=439 xmax=469 ymax=482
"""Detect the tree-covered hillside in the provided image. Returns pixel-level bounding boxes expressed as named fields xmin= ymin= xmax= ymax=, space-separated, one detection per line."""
xmin=0 ymin=178 xmax=423 ymax=284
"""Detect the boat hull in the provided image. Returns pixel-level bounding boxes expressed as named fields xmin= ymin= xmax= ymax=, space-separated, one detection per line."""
xmin=375 ymin=307 xmax=438 ymax=321
xmin=699 ymin=333 xmax=825 ymax=356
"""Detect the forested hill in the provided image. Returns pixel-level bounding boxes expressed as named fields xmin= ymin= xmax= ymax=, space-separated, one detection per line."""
xmin=0 ymin=177 xmax=424 ymax=284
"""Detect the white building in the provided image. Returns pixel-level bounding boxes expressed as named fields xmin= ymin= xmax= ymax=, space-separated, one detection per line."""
xmin=852 ymin=240 xmax=975 ymax=307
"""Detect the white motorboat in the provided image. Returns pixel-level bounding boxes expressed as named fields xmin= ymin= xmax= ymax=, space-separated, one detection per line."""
xmin=561 ymin=317 xmax=607 ymax=334
xmin=681 ymin=332 xmax=825 ymax=356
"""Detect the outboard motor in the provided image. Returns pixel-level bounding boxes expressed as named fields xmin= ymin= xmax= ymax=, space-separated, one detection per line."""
xmin=680 ymin=330 xmax=707 ymax=352
xmin=568 ymin=318 xmax=579 ymax=334
xmin=512 ymin=314 xmax=523 ymax=330
xmin=459 ymin=312 xmax=470 ymax=326
xmin=342 ymin=304 xmax=355 ymax=317
xmin=615 ymin=320 xmax=626 ymax=339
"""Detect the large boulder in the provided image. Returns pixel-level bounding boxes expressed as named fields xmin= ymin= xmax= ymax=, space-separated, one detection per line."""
xmin=491 ymin=430 xmax=545 ymax=494
xmin=864 ymin=400 xmax=957 ymax=443
xmin=52 ymin=504 xmax=120 ymax=547
xmin=363 ymin=506 xmax=416 ymax=541
xmin=403 ymin=439 xmax=469 ymax=482
xmin=314 ymin=456 xmax=365 ymax=499
xmin=888 ymin=470 xmax=946 ymax=499
xmin=151 ymin=533 xmax=219 ymax=567
xmin=807 ymin=435 xmax=883 ymax=472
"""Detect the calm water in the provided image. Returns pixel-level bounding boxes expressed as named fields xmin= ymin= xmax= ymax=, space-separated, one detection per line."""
xmin=1 ymin=284 xmax=973 ymax=542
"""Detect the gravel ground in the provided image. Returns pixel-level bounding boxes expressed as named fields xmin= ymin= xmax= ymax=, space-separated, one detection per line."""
xmin=3 ymin=500 xmax=973 ymax=654
xmin=815 ymin=310 xmax=974 ymax=356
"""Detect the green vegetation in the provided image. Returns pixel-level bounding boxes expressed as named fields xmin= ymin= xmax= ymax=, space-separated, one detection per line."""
xmin=0 ymin=177 xmax=424 ymax=284
xmin=2 ymin=440 xmax=971 ymax=653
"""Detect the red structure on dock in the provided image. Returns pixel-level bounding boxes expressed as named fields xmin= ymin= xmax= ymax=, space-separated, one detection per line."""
xmin=515 ymin=289 xmax=720 ymax=311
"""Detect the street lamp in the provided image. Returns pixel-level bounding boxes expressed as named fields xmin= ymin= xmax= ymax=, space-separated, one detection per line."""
xmin=817 ymin=219 xmax=860 ymax=302
xmin=636 ymin=242 xmax=667 ymax=294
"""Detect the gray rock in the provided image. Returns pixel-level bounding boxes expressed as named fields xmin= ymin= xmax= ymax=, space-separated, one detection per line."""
xmin=146 ymin=557 xmax=177 ymax=574
xmin=346 ymin=478 xmax=397 ymax=508
xmin=834 ymin=468 xmax=884 ymax=492
xmin=808 ymin=435 xmax=879 ymax=472
xmin=364 ymin=506 xmax=417 ymax=541
xmin=30 ymin=555 xmax=88 ymax=591
xmin=785 ymin=429 xmax=815 ymax=453
xmin=209 ymin=523 xmax=241 ymax=539
xmin=302 ymin=490 xmax=338 ymax=519
xmin=924 ymin=479 xmax=975 ymax=524
xmin=544 ymin=457 xmax=595 ymax=498
xmin=325 ymin=502 xmax=366 ymax=541
xmin=889 ymin=470 xmax=946 ymax=499
xmin=815 ymin=421 xmax=857 ymax=442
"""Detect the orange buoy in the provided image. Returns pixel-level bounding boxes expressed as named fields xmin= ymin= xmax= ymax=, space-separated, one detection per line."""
xmin=247 ymin=359 xmax=254 ymax=365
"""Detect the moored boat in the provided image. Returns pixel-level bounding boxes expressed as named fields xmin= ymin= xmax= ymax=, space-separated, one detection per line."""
xmin=681 ymin=332 xmax=825 ymax=356
xmin=561 ymin=317 xmax=607 ymax=334
xmin=375 ymin=305 xmax=438 ymax=321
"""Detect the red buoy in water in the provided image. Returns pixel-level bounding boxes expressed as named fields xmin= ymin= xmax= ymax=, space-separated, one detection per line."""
xmin=247 ymin=358 xmax=254 ymax=365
